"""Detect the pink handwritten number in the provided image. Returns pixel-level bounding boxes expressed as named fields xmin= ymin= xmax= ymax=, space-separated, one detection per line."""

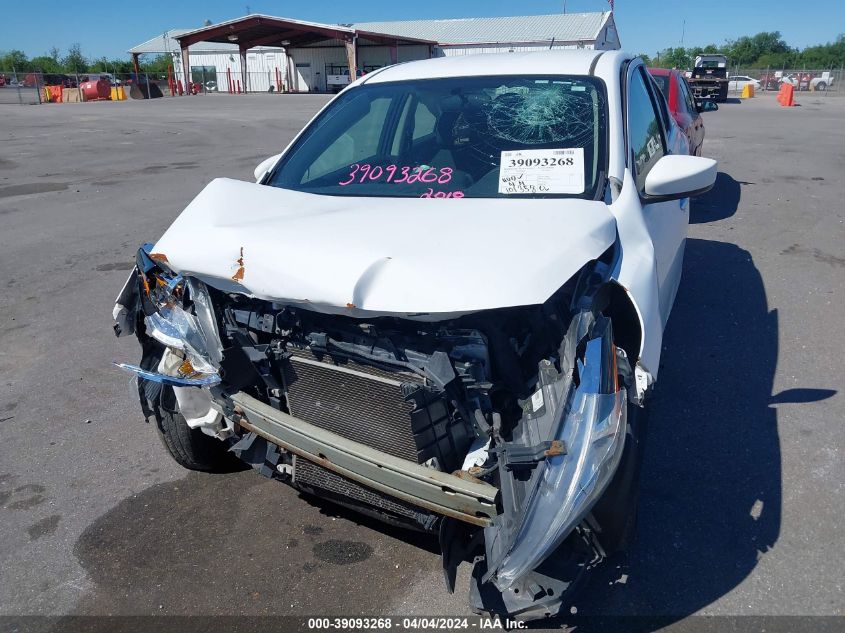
xmin=338 ymin=164 xmax=455 ymax=187
xmin=420 ymin=189 xmax=465 ymax=198
xmin=338 ymin=164 xmax=359 ymax=186
xmin=394 ymin=166 xmax=411 ymax=184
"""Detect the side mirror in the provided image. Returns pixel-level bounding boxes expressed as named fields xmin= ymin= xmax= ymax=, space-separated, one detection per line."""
xmin=254 ymin=153 xmax=282 ymax=182
xmin=696 ymin=100 xmax=718 ymax=112
xmin=644 ymin=155 xmax=717 ymax=201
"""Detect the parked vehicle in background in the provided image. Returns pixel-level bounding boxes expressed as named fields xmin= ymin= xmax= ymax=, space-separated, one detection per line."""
xmin=82 ymin=72 xmax=121 ymax=86
xmin=728 ymin=75 xmax=760 ymax=92
xmin=649 ymin=68 xmax=709 ymax=156
xmin=781 ymin=71 xmax=834 ymax=91
xmin=758 ymin=72 xmax=781 ymax=90
xmin=688 ymin=54 xmax=729 ymax=102
xmin=23 ymin=73 xmax=78 ymax=88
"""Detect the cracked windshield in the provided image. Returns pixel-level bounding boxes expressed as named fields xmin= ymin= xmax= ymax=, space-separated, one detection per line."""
xmin=267 ymin=76 xmax=607 ymax=199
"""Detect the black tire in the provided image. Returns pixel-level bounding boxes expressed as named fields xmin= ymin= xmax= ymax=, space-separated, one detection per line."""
xmin=816 ymin=82 xmax=827 ymax=92
xmin=590 ymin=401 xmax=648 ymax=554
xmin=152 ymin=387 xmax=244 ymax=472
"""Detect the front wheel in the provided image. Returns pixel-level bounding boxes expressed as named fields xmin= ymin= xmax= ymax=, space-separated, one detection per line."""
xmin=816 ymin=82 xmax=827 ymax=92
xmin=151 ymin=386 xmax=244 ymax=472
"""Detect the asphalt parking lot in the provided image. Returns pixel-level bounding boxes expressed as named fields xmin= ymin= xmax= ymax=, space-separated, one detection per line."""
xmin=0 ymin=92 xmax=843 ymax=628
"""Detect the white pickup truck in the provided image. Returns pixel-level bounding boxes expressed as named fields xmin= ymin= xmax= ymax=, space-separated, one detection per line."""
xmin=781 ymin=71 xmax=835 ymax=91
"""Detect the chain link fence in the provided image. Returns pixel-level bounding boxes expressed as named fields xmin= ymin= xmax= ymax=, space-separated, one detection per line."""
xmin=722 ymin=66 xmax=844 ymax=94
xmin=0 ymin=66 xmax=350 ymax=104
xmin=0 ymin=70 xmax=43 ymax=105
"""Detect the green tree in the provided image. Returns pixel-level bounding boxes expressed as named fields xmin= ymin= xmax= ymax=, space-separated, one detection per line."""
xmin=637 ymin=52 xmax=653 ymax=66
xmin=29 ymin=54 xmax=63 ymax=73
xmin=658 ymin=46 xmax=692 ymax=69
xmin=143 ymin=54 xmax=175 ymax=73
xmin=798 ymin=34 xmax=845 ymax=68
xmin=61 ymin=43 xmax=87 ymax=73
xmin=0 ymin=49 xmax=30 ymax=71
xmin=724 ymin=31 xmax=794 ymax=66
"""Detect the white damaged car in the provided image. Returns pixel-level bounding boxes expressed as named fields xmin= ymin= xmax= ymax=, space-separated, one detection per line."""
xmin=113 ymin=50 xmax=716 ymax=621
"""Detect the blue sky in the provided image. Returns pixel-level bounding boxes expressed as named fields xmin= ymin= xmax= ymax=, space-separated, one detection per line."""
xmin=4 ymin=0 xmax=844 ymax=60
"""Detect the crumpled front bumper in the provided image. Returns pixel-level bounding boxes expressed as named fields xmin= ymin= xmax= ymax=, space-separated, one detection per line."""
xmin=222 ymin=391 xmax=499 ymax=527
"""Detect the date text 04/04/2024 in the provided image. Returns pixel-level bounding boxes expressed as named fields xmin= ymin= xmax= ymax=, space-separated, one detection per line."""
xmin=306 ymin=617 xmax=528 ymax=629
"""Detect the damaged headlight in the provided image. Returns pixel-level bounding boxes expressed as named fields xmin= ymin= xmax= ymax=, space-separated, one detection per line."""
xmin=491 ymin=332 xmax=627 ymax=590
xmin=114 ymin=246 xmax=223 ymax=386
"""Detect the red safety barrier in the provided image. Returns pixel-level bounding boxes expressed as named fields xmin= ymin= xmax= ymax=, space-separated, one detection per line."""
xmin=176 ymin=79 xmax=184 ymax=96
xmin=275 ymin=67 xmax=281 ymax=92
xmin=777 ymin=83 xmax=795 ymax=107
xmin=236 ymin=79 xmax=241 ymax=94
xmin=227 ymin=68 xmax=233 ymax=94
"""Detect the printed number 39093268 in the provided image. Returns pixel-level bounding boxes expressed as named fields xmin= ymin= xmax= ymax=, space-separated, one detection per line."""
xmin=338 ymin=164 xmax=453 ymax=186
xmin=509 ymin=157 xmax=575 ymax=167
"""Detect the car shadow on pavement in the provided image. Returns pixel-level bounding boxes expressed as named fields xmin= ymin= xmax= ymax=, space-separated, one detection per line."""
xmin=552 ymin=238 xmax=797 ymax=630
xmin=690 ymin=172 xmax=747 ymax=224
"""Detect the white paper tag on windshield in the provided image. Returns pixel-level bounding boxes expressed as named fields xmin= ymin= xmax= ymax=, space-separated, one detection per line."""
xmin=498 ymin=148 xmax=584 ymax=195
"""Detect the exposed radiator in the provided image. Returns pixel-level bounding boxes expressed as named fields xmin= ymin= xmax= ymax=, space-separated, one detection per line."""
xmin=281 ymin=348 xmax=423 ymax=462
xmin=281 ymin=346 xmax=474 ymax=522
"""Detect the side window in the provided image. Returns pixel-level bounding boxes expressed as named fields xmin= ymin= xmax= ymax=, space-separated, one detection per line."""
xmin=412 ymin=101 xmax=436 ymax=140
xmin=648 ymin=74 xmax=672 ymax=133
xmin=302 ymin=96 xmax=392 ymax=182
xmin=390 ymin=97 xmax=437 ymax=156
xmin=628 ymin=67 xmax=666 ymax=192
xmin=679 ymin=78 xmax=698 ymax=116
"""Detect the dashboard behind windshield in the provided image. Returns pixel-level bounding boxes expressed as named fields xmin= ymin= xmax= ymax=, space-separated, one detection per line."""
xmin=267 ymin=75 xmax=607 ymax=199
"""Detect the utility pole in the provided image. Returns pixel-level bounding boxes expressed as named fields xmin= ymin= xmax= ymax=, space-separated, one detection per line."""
xmin=562 ymin=0 xmax=567 ymax=14
xmin=681 ymin=19 xmax=686 ymax=46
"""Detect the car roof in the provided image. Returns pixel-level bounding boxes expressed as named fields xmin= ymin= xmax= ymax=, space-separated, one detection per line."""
xmin=362 ymin=49 xmax=631 ymax=85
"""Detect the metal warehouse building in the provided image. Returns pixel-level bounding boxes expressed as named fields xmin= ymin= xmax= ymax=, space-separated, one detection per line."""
xmin=128 ymin=12 xmax=620 ymax=95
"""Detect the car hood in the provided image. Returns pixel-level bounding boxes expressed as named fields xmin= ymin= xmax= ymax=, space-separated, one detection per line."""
xmin=152 ymin=178 xmax=617 ymax=319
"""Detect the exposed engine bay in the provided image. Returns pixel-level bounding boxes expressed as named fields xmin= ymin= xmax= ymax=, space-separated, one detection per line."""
xmin=114 ymin=244 xmax=645 ymax=621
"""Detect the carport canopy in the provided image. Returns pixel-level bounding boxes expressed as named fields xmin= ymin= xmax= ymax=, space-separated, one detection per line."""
xmin=174 ymin=14 xmax=437 ymax=92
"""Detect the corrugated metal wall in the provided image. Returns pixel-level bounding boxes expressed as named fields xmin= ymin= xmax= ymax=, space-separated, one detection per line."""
xmin=177 ymin=37 xmax=611 ymax=93
xmin=439 ymin=42 xmax=594 ymax=56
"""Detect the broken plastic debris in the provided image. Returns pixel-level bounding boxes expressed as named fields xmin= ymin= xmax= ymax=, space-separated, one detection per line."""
xmin=113 ymin=362 xmax=220 ymax=386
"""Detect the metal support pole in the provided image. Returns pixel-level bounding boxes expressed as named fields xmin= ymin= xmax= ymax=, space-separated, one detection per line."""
xmin=181 ymin=47 xmax=191 ymax=96
xmin=344 ymin=38 xmax=357 ymax=83
xmin=239 ymin=46 xmax=248 ymax=94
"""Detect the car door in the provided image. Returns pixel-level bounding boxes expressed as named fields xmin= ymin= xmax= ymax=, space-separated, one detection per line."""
xmin=627 ymin=64 xmax=689 ymax=324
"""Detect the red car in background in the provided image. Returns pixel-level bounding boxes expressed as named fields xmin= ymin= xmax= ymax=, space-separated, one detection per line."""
xmin=648 ymin=67 xmax=707 ymax=156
